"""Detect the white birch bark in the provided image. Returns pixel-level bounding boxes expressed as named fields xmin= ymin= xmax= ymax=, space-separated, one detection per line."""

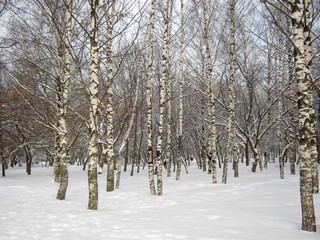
xmin=156 ymin=0 xmax=171 ymax=196
xmin=176 ymin=0 xmax=185 ymax=181
xmin=303 ymin=0 xmax=318 ymax=194
xmin=265 ymin=22 xmax=273 ymax=170
xmin=287 ymin=20 xmax=296 ymax=175
xmin=276 ymin=35 xmax=284 ymax=179
xmin=203 ymin=0 xmax=217 ymax=184
xmin=291 ymin=0 xmax=316 ymax=231
xmin=88 ymin=0 xmax=99 ymax=210
xmin=103 ymin=0 xmax=116 ymax=192
xmin=146 ymin=0 xmax=156 ymax=195
xmin=57 ymin=0 xmax=72 ymax=200
xmin=230 ymin=0 xmax=238 ymax=178
xmin=53 ymin=21 xmax=64 ymax=184
xmin=165 ymin=0 xmax=173 ymax=178
xmin=223 ymin=0 xmax=237 ymax=183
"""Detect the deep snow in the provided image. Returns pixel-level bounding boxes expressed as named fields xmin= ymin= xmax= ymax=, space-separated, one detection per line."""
xmin=0 ymin=162 xmax=319 ymax=240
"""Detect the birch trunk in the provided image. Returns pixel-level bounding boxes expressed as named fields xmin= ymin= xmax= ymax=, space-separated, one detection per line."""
xmin=251 ymin=146 xmax=260 ymax=173
xmin=303 ymin=0 xmax=318 ymax=194
xmin=87 ymin=0 xmax=99 ymax=210
xmin=165 ymin=0 xmax=173 ymax=178
xmin=156 ymin=0 xmax=171 ymax=196
xmin=203 ymin=0 xmax=217 ymax=183
xmin=57 ymin=0 xmax=72 ymax=200
xmin=291 ymin=0 xmax=316 ymax=231
xmin=146 ymin=0 xmax=156 ymax=195
xmin=223 ymin=0 xmax=237 ymax=183
xmin=265 ymin=23 xmax=272 ymax=170
xmin=310 ymin=108 xmax=318 ymax=193
xmin=176 ymin=0 xmax=185 ymax=181
xmin=288 ymin=35 xmax=296 ymax=175
xmin=54 ymin=133 xmax=61 ymax=182
xmin=25 ymin=146 xmax=32 ymax=175
xmin=53 ymin=36 xmax=64 ymax=183
xmin=104 ymin=0 xmax=116 ymax=192
xmin=286 ymin=9 xmax=296 ymax=175
xmin=276 ymin=36 xmax=284 ymax=179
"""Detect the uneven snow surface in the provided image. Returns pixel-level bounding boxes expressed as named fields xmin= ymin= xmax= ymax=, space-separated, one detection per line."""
xmin=1 ymin=163 xmax=319 ymax=240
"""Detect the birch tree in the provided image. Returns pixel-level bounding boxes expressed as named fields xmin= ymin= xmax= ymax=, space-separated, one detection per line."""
xmin=222 ymin=0 xmax=237 ymax=183
xmin=264 ymin=22 xmax=273 ymax=170
xmin=57 ymin=0 xmax=73 ymax=200
xmin=87 ymin=0 xmax=100 ymax=210
xmin=146 ymin=0 xmax=156 ymax=195
xmin=165 ymin=0 xmax=173 ymax=178
xmin=276 ymin=31 xmax=284 ymax=179
xmin=103 ymin=0 xmax=116 ymax=193
xmin=295 ymin=0 xmax=316 ymax=230
xmin=303 ymin=0 xmax=318 ymax=194
xmin=203 ymin=0 xmax=217 ymax=184
xmin=155 ymin=0 xmax=172 ymax=196
xmin=287 ymin=15 xmax=296 ymax=175
xmin=176 ymin=0 xmax=185 ymax=181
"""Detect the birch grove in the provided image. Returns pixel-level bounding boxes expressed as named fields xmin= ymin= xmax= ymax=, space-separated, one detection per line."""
xmin=1 ymin=0 xmax=319 ymax=232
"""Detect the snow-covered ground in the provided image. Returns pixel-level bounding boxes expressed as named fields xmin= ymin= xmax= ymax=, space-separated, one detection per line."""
xmin=1 ymin=162 xmax=319 ymax=240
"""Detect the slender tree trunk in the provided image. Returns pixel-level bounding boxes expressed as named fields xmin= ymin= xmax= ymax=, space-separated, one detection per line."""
xmin=165 ymin=0 xmax=173 ymax=178
xmin=203 ymin=0 xmax=217 ymax=184
xmin=53 ymin=47 xmax=64 ymax=182
xmin=277 ymin=35 xmax=284 ymax=179
xmin=1 ymin=158 xmax=4 ymax=177
xmin=265 ymin=28 xmax=272 ymax=170
xmin=131 ymin=114 xmax=139 ymax=176
xmin=291 ymin=0 xmax=316 ymax=232
xmin=146 ymin=0 xmax=156 ymax=195
xmin=25 ymin=146 xmax=32 ymax=175
xmin=54 ymin=134 xmax=61 ymax=182
xmin=57 ymin=0 xmax=72 ymax=201
xmin=115 ymin=156 xmax=122 ymax=190
xmin=251 ymin=147 xmax=260 ymax=173
xmin=223 ymin=0 xmax=237 ymax=183
xmin=104 ymin=0 xmax=116 ymax=192
xmin=176 ymin=0 xmax=185 ymax=181
xmin=287 ymin=18 xmax=296 ymax=175
xmin=155 ymin=0 xmax=171 ymax=196
xmin=201 ymin=101 xmax=206 ymax=172
xmin=245 ymin=140 xmax=250 ymax=166
xmin=87 ymin=0 xmax=100 ymax=210
xmin=123 ymin=142 xmax=129 ymax=172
